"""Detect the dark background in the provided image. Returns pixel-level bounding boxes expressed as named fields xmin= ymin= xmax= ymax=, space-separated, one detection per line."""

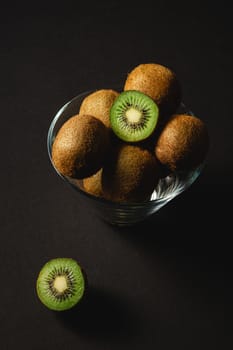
xmin=1 ymin=1 xmax=233 ymax=349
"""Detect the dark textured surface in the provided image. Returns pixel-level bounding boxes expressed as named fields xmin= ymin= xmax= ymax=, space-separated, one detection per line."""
xmin=1 ymin=2 xmax=232 ymax=349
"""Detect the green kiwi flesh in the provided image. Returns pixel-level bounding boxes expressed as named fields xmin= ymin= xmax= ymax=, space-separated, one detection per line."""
xmin=110 ymin=90 xmax=159 ymax=142
xmin=36 ymin=258 xmax=85 ymax=311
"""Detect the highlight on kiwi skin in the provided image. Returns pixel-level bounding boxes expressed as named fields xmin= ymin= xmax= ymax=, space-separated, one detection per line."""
xmin=110 ymin=90 xmax=159 ymax=142
xmin=36 ymin=257 xmax=86 ymax=311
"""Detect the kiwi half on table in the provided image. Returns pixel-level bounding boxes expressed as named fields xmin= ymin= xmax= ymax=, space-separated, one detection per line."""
xmin=36 ymin=258 xmax=86 ymax=311
xmin=110 ymin=90 xmax=159 ymax=142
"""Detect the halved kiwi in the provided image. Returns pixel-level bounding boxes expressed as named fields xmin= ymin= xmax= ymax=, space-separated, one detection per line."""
xmin=110 ymin=90 xmax=159 ymax=142
xmin=36 ymin=258 xmax=86 ymax=311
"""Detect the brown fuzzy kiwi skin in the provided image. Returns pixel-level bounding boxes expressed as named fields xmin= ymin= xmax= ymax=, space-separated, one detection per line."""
xmin=51 ymin=114 xmax=110 ymax=179
xmin=124 ymin=63 xmax=182 ymax=118
xmin=82 ymin=133 xmax=129 ymax=200
xmin=155 ymin=114 xmax=209 ymax=172
xmin=82 ymin=168 xmax=103 ymax=198
xmin=81 ymin=134 xmax=126 ymax=199
xmin=101 ymin=143 xmax=160 ymax=203
xmin=79 ymin=89 xmax=119 ymax=129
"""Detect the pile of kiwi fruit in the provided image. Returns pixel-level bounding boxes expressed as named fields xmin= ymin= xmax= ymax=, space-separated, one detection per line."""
xmin=37 ymin=63 xmax=209 ymax=312
xmin=51 ymin=62 xmax=209 ymax=204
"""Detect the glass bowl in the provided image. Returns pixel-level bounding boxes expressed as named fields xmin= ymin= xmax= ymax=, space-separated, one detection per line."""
xmin=47 ymin=90 xmax=204 ymax=227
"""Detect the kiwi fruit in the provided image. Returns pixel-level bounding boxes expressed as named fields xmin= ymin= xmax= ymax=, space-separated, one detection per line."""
xmin=51 ymin=114 xmax=110 ymax=179
xmin=124 ymin=63 xmax=182 ymax=117
xmin=102 ymin=143 xmax=160 ymax=203
xmin=79 ymin=89 xmax=119 ymax=128
xmin=36 ymin=258 xmax=86 ymax=311
xmin=110 ymin=90 xmax=159 ymax=142
xmin=83 ymin=168 xmax=103 ymax=198
xmin=155 ymin=114 xmax=209 ymax=172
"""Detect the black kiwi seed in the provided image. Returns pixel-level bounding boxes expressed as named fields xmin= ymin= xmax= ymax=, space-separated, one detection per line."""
xmin=36 ymin=258 xmax=86 ymax=311
xmin=110 ymin=90 xmax=159 ymax=142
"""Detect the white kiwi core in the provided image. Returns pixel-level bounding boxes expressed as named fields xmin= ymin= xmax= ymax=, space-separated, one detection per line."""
xmin=53 ymin=275 xmax=68 ymax=293
xmin=125 ymin=108 xmax=142 ymax=123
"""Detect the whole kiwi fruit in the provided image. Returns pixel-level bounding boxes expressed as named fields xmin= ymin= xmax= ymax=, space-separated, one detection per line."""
xmin=124 ymin=63 xmax=182 ymax=117
xmin=36 ymin=257 xmax=86 ymax=311
xmin=52 ymin=114 xmax=110 ymax=179
xmin=102 ymin=143 xmax=160 ymax=203
xmin=155 ymin=113 xmax=209 ymax=172
xmin=79 ymin=89 xmax=119 ymax=128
